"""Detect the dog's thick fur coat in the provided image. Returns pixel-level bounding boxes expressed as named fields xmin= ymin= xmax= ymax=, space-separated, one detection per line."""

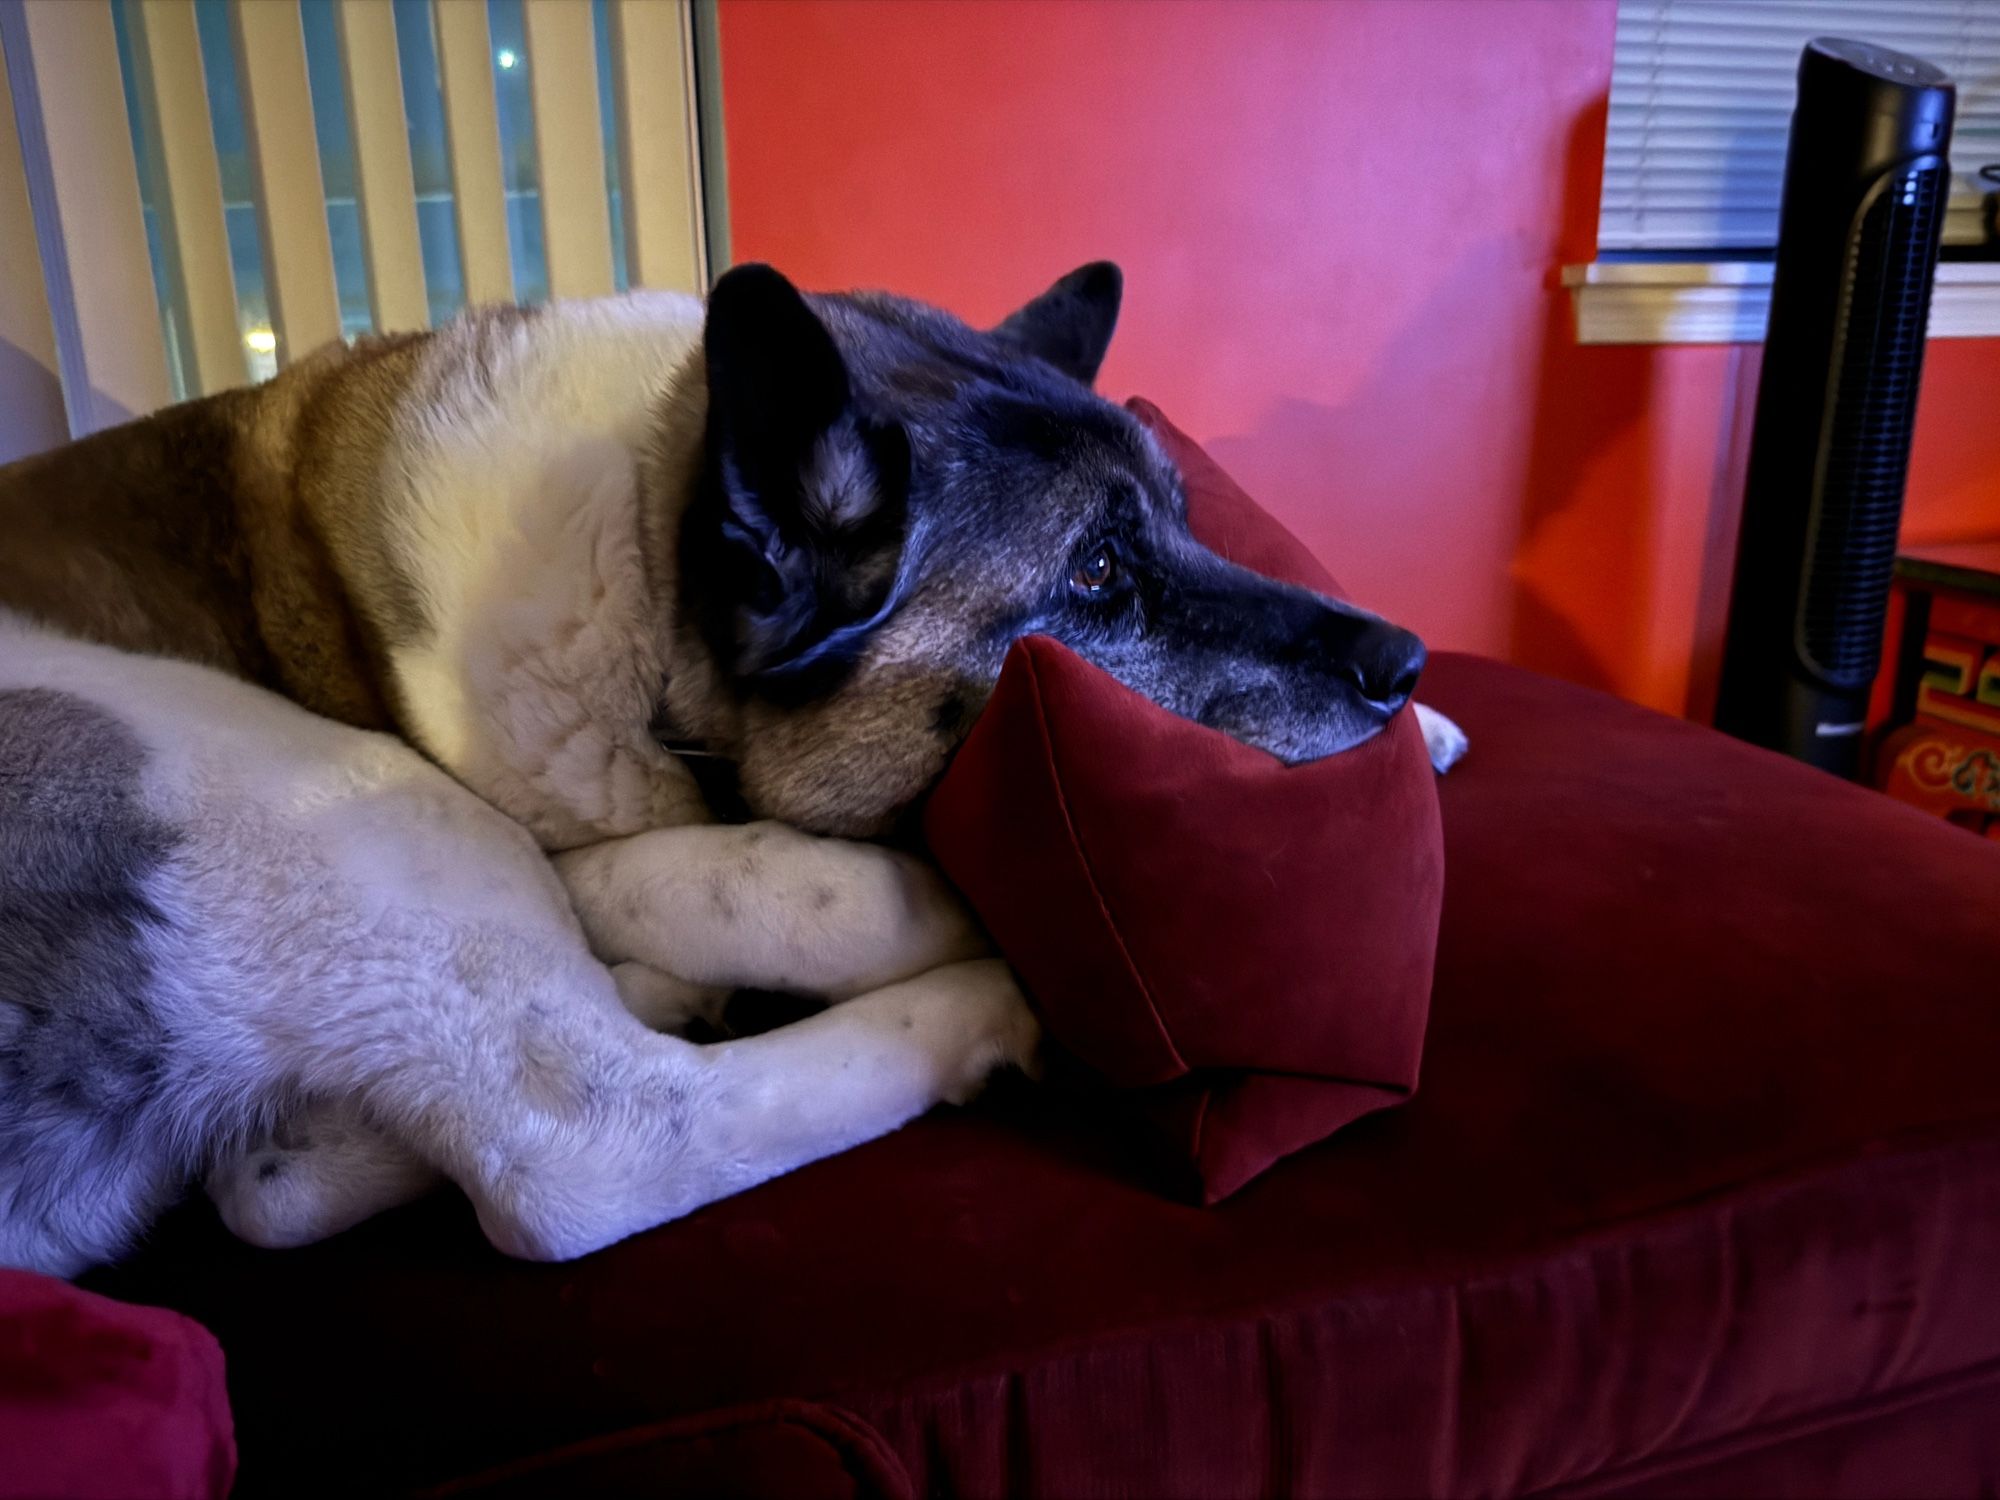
xmin=0 ymin=267 xmax=1453 ymax=1275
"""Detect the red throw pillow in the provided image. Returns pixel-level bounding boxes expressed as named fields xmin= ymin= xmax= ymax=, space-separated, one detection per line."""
xmin=924 ymin=399 xmax=1443 ymax=1202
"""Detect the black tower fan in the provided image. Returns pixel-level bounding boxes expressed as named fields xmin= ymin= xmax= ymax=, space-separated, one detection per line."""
xmin=1714 ymin=38 xmax=1954 ymax=776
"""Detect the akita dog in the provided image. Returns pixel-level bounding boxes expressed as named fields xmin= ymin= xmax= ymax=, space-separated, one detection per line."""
xmin=0 ymin=263 xmax=1460 ymax=1275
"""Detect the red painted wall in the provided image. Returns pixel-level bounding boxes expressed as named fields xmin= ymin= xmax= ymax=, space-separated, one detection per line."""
xmin=719 ymin=0 xmax=2000 ymax=717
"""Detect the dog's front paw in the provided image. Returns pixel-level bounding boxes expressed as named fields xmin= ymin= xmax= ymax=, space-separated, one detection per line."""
xmin=933 ymin=958 xmax=1044 ymax=1105
xmin=859 ymin=958 xmax=1040 ymax=1106
xmin=1414 ymin=703 xmax=1469 ymax=774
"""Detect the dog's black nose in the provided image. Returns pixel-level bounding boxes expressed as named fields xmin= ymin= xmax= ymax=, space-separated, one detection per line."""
xmin=1343 ymin=621 xmax=1426 ymax=716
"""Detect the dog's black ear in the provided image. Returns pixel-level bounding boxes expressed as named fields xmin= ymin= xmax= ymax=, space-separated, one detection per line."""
xmin=701 ymin=264 xmax=910 ymax=681
xmin=992 ymin=261 xmax=1123 ymax=385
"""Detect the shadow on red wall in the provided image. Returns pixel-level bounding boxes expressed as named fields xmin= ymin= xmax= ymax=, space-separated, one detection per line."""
xmin=717 ymin=0 xmax=2000 ymax=720
xmin=1508 ymin=97 xmax=1653 ymax=699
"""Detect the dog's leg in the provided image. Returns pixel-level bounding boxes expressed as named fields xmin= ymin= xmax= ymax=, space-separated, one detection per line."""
xmin=185 ymin=788 xmax=1029 ymax=1261
xmin=663 ymin=957 xmax=1037 ymax=1208
xmin=3 ymin=627 xmax=1038 ymax=1268
xmin=427 ymin=958 xmax=1037 ymax=1261
xmin=207 ymin=1098 xmax=440 ymax=1249
xmin=1414 ymin=703 xmax=1469 ymax=773
xmin=204 ymin=958 xmax=1035 ymax=1261
xmin=206 ymin=936 xmax=976 ymax=1245
xmin=553 ymin=822 xmax=986 ymax=1003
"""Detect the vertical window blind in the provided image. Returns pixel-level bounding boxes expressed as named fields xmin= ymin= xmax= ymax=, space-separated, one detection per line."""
xmin=1601 ymin=0 xmax=2000 ymax=253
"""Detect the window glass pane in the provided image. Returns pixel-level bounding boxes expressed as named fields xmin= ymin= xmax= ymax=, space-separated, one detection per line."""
xmin=395 ymin=0 xmax=465 ymax=324
xmin=593 ymin=0 xmax=628 ymax=293
xmin=298 ymin=0 xmax=372 ymax=342
xmin=109 ymin=0 xmax=188 ymax=400
xmin=109 ymin=0 xmax=651 ymax=392
xmin=192 ymin=0 xmax=277 ymax=380
xmin=487 ymin=0 xmax=548 ymax=305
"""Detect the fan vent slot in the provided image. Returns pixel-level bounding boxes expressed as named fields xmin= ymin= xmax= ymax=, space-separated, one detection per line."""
xmin=1798 ymin=161 xmax=1943 ymax=688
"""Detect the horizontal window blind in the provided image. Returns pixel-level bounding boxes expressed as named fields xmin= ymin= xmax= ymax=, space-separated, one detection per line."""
xmin=1602 ymin=0 xmax=2000 ymax=252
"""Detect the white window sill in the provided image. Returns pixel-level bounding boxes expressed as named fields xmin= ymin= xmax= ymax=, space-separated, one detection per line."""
xmin=1560 ymin=259 xmax=2000 ymax=345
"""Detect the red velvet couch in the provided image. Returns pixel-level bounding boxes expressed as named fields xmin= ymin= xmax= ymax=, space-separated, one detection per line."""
xmin=81 ymin=645 xmax=2000 ymax=1498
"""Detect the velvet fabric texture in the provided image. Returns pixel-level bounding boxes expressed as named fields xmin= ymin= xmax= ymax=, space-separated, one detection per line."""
xmin=84 ymin=416 xmax=2000 ymax=1497
xmin=428 ymin=1400 xmax=911 ymax=1500
xmin=87 ymin=647 xmax=2000 ymax=1499
xmin=924 ymin=637 xmax=1442 ymax=1201
xmin=0 ymin=1269 xmax=234 ymax=1500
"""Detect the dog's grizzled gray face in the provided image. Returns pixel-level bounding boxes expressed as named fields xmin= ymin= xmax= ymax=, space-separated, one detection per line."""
xmin=678 ymin=262 xmax=1426 ymax=836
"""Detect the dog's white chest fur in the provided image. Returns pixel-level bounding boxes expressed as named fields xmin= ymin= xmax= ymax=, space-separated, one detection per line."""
xmin=383 ymin=294 xmax=710 ymax=848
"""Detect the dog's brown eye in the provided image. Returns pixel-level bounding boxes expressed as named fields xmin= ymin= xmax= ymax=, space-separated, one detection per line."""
xmin=1070 ymin=546 xmax=1117 ymax=595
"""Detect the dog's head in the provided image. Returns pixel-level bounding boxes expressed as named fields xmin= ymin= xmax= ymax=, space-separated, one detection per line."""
xmin=674 ymin=263 xmax=1425 ymax=836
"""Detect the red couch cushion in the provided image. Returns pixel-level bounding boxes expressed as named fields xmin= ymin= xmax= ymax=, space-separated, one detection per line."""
xmin=0 ymin=1269 xmax=234 ymax=1500
xmin=429 ymin=1399 xmax=911 ymax=1500
xmin=88 ymin=650 xmax=2000 ymax=1498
